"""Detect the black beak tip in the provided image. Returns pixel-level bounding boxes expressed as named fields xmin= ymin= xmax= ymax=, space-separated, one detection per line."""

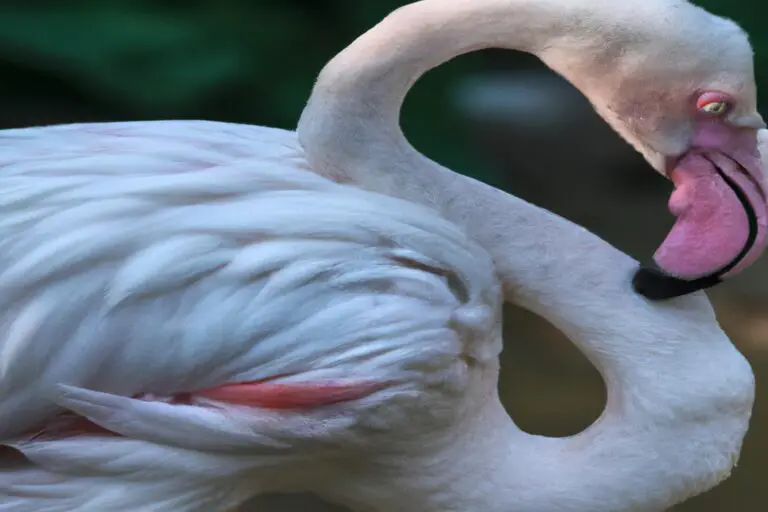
xmin=632 ymin=266 xmax=679 ymax=300
xmin=632 ymin=264 xmax=718 ymax=301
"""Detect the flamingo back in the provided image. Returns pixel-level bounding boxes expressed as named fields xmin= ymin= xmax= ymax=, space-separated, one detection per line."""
xmin=0 ymin=121 xmax=501 ymax=511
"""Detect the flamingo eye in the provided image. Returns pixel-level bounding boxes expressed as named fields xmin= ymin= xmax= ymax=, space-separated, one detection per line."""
xmin=699 ymin=101 xmax=729 ymax=115
xmin=696 ymin=92 xmax=732 ymax=116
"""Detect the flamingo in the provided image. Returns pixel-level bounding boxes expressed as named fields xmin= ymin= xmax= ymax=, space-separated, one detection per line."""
xmin=0 ymin=0 xmax=764 ymax=511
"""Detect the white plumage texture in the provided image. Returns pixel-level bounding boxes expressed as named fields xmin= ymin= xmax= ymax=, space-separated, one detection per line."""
xmin=0 ymin=121 xmax=501 ymax=511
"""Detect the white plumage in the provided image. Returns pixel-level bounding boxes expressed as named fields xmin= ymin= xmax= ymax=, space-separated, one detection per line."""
xmin=0 ymin=0 xmax=764 ymax=510
xmin=0 ymin=122 xmax=500 ymax=510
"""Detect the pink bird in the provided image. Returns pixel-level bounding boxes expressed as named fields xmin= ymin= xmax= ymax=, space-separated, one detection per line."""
xmin=0 ymin=0 xmax=764 ymax=511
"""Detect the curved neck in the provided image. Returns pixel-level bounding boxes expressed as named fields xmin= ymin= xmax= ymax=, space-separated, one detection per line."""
xmin=298 ymin=0 xmax=609 ymax=187
xmin=297 ymin=0 xmax=719 ymax=379
xmin=319 ymin=187 xmax=753 ymax=511
xmin=297 ymin=1 xmax=754 ymax=509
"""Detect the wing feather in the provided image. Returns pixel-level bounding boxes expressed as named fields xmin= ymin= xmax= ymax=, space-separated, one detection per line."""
xmin=0 ymin=121 xmax=500 ymax=446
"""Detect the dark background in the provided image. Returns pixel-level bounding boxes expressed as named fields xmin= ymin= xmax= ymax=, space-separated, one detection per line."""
xmin=1 ymin=1 xmax=766 ymax=510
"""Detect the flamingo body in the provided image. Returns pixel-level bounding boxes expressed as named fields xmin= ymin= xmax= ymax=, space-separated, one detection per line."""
xmin=0 ymin=0 xmax=764 ymax=509
xmin=0 ymin=121 xmax=500 ymax=511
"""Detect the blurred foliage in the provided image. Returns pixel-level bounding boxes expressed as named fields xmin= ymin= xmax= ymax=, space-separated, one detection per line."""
xmin=0 ymin=0 xmax=763 ymax=178
xmin=0 ymin=0 xmax=488 ymax=178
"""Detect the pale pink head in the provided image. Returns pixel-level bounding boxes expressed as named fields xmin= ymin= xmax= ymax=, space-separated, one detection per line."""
xmin=544 ymin=1 xmax=767 ymax=299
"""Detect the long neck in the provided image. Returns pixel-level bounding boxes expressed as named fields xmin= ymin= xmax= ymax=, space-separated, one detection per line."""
xmin=297 ymin=1 xmax=754 ymax=509
xmin=318 ymin=195 xmax=754 ymax=511
xmin=297 ymin=0 xmax=612 ymax=190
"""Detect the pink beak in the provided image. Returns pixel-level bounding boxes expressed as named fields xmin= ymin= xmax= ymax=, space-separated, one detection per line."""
xmin=633 ymin=122 xmax=768 ymax=300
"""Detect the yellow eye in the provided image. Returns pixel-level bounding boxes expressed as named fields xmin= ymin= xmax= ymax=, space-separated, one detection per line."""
xmin=698 ymin=100 xmax=729 ymax=115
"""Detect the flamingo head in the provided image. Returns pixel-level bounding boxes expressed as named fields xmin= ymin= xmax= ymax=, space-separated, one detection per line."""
xmin=544 ymin=1 xmax=767 ymax=300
